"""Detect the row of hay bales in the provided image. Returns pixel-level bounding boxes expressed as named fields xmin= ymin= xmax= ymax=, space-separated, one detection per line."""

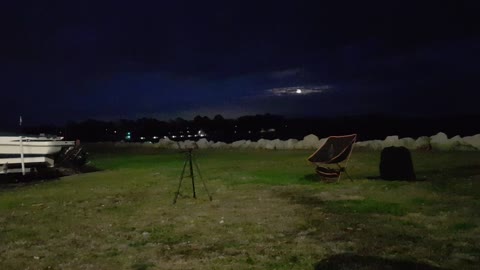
xmin=356 ymin=132 xmax=480 ymax=151
xmin=106 ymin=132 xmax=480 ymax=151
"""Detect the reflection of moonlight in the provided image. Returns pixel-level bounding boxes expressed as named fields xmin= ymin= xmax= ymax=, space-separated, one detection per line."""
xmin=296 ymin=89 xmax=302 ymax=94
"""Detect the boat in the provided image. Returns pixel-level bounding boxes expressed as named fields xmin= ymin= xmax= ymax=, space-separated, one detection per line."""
xmin=0 ymin=135 xmax=75 ymax=175
xmin=0 ymin=135 xmax=75 ymax=156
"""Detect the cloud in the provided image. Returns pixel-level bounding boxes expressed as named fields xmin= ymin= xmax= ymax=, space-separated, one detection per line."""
xmin=266 ymin=85 xmax=332 ymax=96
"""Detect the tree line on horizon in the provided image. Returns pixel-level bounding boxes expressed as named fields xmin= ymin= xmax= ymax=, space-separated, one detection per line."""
xmin=22 ymin=114 xmax=480 ymax=143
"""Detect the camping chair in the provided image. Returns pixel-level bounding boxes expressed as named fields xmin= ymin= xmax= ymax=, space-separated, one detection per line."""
xmin=307 ymin=134 xmax=357 ymax=181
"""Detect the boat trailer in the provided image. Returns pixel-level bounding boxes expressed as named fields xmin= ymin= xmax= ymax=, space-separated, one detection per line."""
xmin=0 ymin=142 xmax=86 ymax=175
xmin=0 ymin=156 xmax=55 ymax=175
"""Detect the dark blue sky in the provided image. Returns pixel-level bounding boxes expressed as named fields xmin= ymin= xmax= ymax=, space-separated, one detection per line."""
xmin=1 ymin=1 xmax=479 ymax=127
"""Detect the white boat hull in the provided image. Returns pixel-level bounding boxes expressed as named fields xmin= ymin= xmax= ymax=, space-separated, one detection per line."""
xmin=0 ymin=135 xmax=75 ymax=174
xmin=0 ymin=136 xmax=75 ymax=155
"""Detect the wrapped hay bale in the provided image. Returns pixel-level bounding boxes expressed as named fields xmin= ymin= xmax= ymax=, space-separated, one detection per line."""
xmin=383 ymin=135 xmax=400 ymax=147
xmin=399 ymin=137 xmax=416 ymax=149
xmin=264 ymin=140 xmax=276 ymax=150
xmin=211 ymin=141 xmax=227 ymax=149
xmin=255 ymin=139 xmax=267 ymax=149
xmin=367 ymin=140 xmax=384 ymax=151
xmin=240 ymin=140 xmax=253 ymax=148
xmin=157 ymin=138 xmax=178 ymax=149
xmin=302 ymin=134 xmax=320 ymax=149
xmin=286 ymin=139 xmax=299 ymax=150
xmin=430 ymin=132 xmax=452 ymax=151
xmin=231 ymin=140 xmax=246 ymax=148
xmin=414 ymin=136 xmax=431 ymax=150
xmin=195 ymin=138 xmax=211 ymax=149
xmin=448 ymin=135 xmax=478 ymax=151
xmin=463 ymin=134 xmax=480 ymax=150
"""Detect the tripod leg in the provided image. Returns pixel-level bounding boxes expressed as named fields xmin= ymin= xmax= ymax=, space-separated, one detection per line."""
xmin=193 ymin=155 xmax=213 ymax=201
xmin=188 ymin=151 xmax=196 ymax=199
xmin=173 ymin=158 xmax=188 ymax=204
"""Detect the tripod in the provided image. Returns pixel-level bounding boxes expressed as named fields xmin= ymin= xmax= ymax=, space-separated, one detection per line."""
xmin=173 ymin=148 xmax=213 ymax=204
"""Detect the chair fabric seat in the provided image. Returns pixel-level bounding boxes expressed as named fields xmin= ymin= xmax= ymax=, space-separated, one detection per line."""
xmin=315 ymin=166 xmax=340 ymax=178
xmin=307 ymin=134 xmax=357 ymax=181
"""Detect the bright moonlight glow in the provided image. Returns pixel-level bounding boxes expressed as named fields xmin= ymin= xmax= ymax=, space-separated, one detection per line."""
xmin=266 ymin=85 xmax=331 ymax=96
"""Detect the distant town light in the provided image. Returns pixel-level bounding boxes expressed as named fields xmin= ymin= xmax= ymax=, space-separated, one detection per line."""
xmin=172 ymin=135 xmax=177 ymax=138
xmin=197 ymin=129 xmax=207 ymax=137
xmin=140 ymin=136 xmax=145 ymax=140
xmin=153 ymin=136 xmax=159 ymax=139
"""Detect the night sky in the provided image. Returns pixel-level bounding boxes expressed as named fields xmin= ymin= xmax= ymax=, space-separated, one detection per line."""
xmin=1 ymin=1 xmax=479 ymax=127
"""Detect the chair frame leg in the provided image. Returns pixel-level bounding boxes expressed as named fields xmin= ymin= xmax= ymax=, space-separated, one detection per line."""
xmin=336 ymin=164 xmax=354 ymax=182
xmin=343 ymin=169 xmax=354 ymax=182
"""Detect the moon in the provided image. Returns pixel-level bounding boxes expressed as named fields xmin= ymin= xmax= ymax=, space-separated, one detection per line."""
xmin=296 ymin=89 xmax=302 ymax=94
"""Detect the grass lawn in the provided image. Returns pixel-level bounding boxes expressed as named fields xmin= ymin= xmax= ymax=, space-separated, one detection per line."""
xmin=1 ymin=146 xmax=479 ymax=269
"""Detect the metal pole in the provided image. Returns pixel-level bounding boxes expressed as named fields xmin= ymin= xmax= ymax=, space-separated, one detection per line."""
xmin=20 ymin=136 xmax=25 ymax=175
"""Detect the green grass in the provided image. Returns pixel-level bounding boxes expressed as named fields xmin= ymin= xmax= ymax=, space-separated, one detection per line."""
xmin=0 ymin=146 xmax=479 ymax=269
xmin=323 ymin=199 xmax=408 ymax=216
xmin=451 ymin=222 xmax=477 ymax=232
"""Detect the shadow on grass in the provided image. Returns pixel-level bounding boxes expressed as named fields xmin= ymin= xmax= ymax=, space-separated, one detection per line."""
xmin=302 ymin=174 xmax=321 ymax=182
xmin=366 ymin=175 xmax=428 ymax=181
xmin=421 ymin=165 xmax=480 ymax=178
xmin=314 ymin=253 xmax=446 ymax=270
xmin=301 ymin=174 xmax=338 ymax=183
xmin=303 ymin=174 xmax=428 ymax=183
xmin=280 ymin=190 xmax=408 ymax=216
xmin=0 ymin=165 xmax=100 ymax=190
xmin=280 ymin=190 xmax=325 ymax=207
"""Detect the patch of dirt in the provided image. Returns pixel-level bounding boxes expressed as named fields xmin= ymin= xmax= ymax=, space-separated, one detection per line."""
xmin=317 ymin=192 xmax=364 ymax=201
xmin=315 ymin=253 xmax=446 ymax=270
xmin=276 ymin=186 xmax=364 ymax=207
